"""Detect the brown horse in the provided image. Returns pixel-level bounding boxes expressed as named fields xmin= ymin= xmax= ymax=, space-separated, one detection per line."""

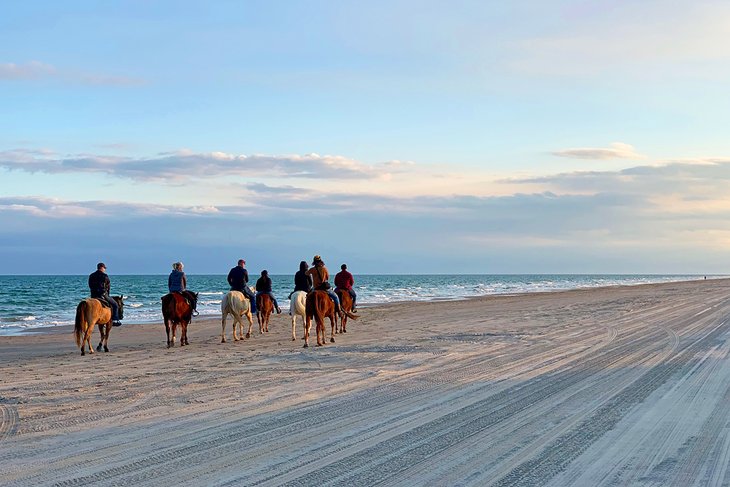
xmin=161 ymin=292 xmax=197 ymax=348
xmin=335 ymin=289 xmax=358 ymax=334
xmin=74 ymin=296 xmax=124 ymax=356
xmin=256 ymin=293 xmax=273 ymax=334
xmin=304 ymin=290 xmax=338 ymax=347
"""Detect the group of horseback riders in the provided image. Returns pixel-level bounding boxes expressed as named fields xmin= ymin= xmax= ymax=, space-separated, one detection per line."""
xmin=88 ymin=255 xmax=357 ymax=326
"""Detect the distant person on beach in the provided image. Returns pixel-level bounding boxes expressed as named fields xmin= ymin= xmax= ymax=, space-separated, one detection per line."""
xmin=227 ymin=259 xmax=257 ymax=313
xmin=288 ymin=260 xmax=313 ymax=298
xmin=335 ymin=263 xmax=357 ymax=312
xmin=306 ymin=255 xmax=341 ymax=314
xmin=88 ymin=262 xmax=122 ymax=327
xmin=255 ymin=270 xmax=282 ymax=314
xmin=168 ymin=262 xmax=198 ymax=313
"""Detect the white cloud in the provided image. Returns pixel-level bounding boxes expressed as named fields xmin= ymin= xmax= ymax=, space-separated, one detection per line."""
xmin=0 ymin=60 xmax=144 ymax=86
xmin=0 ymin=149 xmax=403 ymax=181
xmin=552 ymin=142 xmax=644 ymax=160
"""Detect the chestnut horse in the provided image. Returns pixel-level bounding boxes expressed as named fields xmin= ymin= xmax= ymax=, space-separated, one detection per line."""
xmin=304 ymin=290 xmax=338 ymax=347
xmin=335 ymin=289 xmax=358 ymax=333
xmin=256 ymin=293 xmax=273 ymax=334
xmin=289 ymin=290 xmax=307 ymax=341
xmin=161 ymin=292 xmax=198 ymax=348
xmin=74 ymin=296 xmax=124 ymax=356
xmin=220 ymin=290 xmax=254 ymax=342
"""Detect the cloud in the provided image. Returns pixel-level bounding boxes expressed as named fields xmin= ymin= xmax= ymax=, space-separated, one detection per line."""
xmin=552 ymin=142 xmax=644 ymax=160
xmin=0 ymin=60 xmax=144 ymax=86
xmin=0 ymin=61 xmax=56 ymax=80
xmin=0 ymin=149 xmax=401 ymax=181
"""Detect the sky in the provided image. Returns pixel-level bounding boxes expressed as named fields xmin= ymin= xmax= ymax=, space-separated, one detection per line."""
xmin=3 ymin=0 xmax=730 ymax=274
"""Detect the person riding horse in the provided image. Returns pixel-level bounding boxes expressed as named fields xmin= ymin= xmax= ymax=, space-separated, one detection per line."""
xmin=288 ymin=260 xmax=313 ymax=299
xmin=88 ymin=262 xmax=122 ymax=327
xmin=255 ymin=270 xmax=282 ymax=314
xmin=334 ymin=263 xmax=357 ymax=313
xmin=306 ymin=255 xmax=342 ymax=315
xmin=227 ymin=259 xmax=257 ymax=313
xmin=168 ymin=261 xmax=198 ymax=314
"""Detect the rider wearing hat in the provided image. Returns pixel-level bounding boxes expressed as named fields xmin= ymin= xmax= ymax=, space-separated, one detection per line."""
xmin=88 ymin=262 xmax=122 ymax=326
xmin=306 ymin=255 xmax=342 ymax=314
xmin=227 ymin=259 xmax=257 ymax=313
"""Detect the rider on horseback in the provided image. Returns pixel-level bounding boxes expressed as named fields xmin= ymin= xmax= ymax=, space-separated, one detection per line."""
xmin=255 ymin=270 xmax=282 ymax=314
xmin=288 ymin=260 xmax=313 ymax=299
xmin=227 ymin=259 xmax=257 ymax=313
xmin=88 ymin=262 xmax=122 ymax=327
xmin=168 ymin=262 xmax=198 ymax=314
xmin=335 ymin=263 xmax=357 ymax=312
xmin=306 ymin=255 xmax=342 ymax=315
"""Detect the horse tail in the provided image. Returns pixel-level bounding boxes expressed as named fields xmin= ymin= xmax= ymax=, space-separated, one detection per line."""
xmin=342 ymin=310 xmax=358 ymax=320
xmin=74 ymin=301 xmax=86 ymax=347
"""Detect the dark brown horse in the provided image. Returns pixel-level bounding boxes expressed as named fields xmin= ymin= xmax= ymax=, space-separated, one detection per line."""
xmin=161 ymin=292 xmax=197 ymax=348
xmin=304 ymin=290 xmax=337 ymax=347
xmin=256 ymin=293 xmax=273 ymax=334
xmin=335 ymin=289 xmax=358 ymax=334
xmin=74 ymin=296 xmax=124 ymax=356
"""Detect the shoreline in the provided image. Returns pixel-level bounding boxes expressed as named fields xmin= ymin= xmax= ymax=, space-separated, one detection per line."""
xmin=4 ymin=275 xmax=724 ymax=338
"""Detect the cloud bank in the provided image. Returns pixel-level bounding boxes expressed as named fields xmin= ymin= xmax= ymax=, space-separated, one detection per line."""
xmin=0 ymin=149 xmax=399 ymax=181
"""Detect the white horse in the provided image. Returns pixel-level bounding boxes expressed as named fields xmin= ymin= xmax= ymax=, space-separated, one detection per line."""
xmin=220 ymin=291 xmax=254 ymax=342
xmin=290 ymin=291 xmax=307 ymax=341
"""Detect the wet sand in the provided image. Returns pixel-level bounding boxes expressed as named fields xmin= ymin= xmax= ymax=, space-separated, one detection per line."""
xmin=2 ymin=279 xmax=730 ymax=486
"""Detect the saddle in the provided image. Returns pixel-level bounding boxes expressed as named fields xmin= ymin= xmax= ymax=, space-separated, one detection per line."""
xmin=93 ymin=297 xmax=111 ymax=309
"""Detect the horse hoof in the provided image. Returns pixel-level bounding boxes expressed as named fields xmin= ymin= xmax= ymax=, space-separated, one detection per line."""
xmin=303 ymin=343 xmax=308 ymax=348
xmin=81 ymin=351 xmax=85 ymax=356
xmin=96 ymin=344 xmax=102 ymax=352
xmin=104 ymin=347 xmax=109 ymax=353
xmin=343 ymin=329 xmax=347 ymax=333
xmin=330 ymin=338 xmax=335 ymax=343
xmin=245 ymin=333 xmax=251 ymax=339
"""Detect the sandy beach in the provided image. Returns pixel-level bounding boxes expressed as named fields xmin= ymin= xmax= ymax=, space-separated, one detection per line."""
xmin=2 ymin=279 xmax=730 ymax=486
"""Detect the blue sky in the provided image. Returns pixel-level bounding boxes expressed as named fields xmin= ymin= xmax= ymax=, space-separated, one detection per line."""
xmin=3 ymin=1 xmax=730 ymax=274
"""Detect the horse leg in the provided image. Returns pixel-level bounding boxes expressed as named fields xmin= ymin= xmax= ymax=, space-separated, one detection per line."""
xmin=303 ymin=316 xmax=311 ymax=348
xmin=183 ymin=320 xmax=189 ymax=346
xmin=81 ymin=321 xmax=95 ymax=355
xmin=245 ymin=311 xmax=253 ymax=339
xmin=291 ymin=315 xmax=297 ymax=341
xmin=221 ymin=313 xmax=228 ymax=343
xmin=232 ymin=313 xmax=241 ymax=341
xmin=330 ymin=315 xmax=336 ymax=343
xmin=171 ymin=321 xmax=177 ymax=347
xmin=96 ymin=323 xmax=105 ymax=352
xmin=165 ymin=317 xmax=172 ymax=348
xmin=316 ymin=315 xmax=325 ymax=346
xmin=103 ymin=322 xmax=111 ymax=352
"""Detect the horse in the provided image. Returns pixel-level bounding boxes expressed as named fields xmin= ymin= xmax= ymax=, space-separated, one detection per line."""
xmin=220 ymin=291 xmax=254 ymax=342
xmin=161 ymin=292 xmax=198 ymax=348
xmin=335 ymin=289 xmax=358 ymax=334
xmin=304 ymin=290 xmax=338 ymax=347
xmin=74 ymin=295 xmax=124 ymax=356
xmin=289 ymin=291 xmax=307 ymax=341
xmin=256 ymin=293 xmax=273 ymax=334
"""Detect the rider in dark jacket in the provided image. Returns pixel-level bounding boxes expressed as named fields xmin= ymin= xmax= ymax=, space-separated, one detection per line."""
xmin=88 ymin=262 xmax=121 ymax=326
xmin=289 ymin=260 xmax=313 ymax=298
xmin=227 ymin=259 xmax=257 ymax=313
xmin=255 ymin=270 xmax=281 ymax=314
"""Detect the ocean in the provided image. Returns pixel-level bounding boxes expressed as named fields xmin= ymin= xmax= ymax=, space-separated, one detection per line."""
xmin=0 ymin=274 xmax=720 ymax=336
